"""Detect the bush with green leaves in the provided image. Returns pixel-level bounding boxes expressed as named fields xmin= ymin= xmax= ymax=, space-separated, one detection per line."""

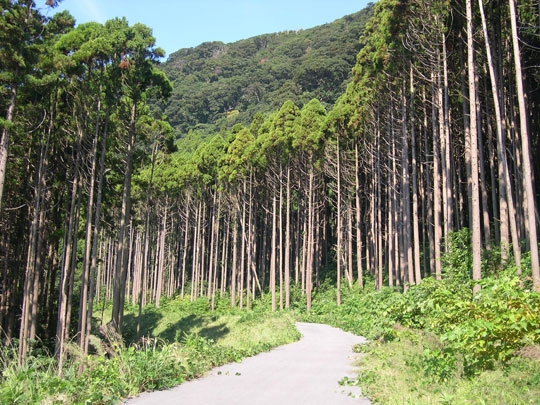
xmin=302 ymin=232 xmax=540 ymax=376
xmin=0 ymin=298 xmax=299 ymax=404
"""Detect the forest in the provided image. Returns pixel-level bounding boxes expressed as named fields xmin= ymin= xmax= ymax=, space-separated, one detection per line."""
xmin=157 ymin=6 xmax=373 ymax=136
xmin=1 ymin=0 xmax=540 ymax=403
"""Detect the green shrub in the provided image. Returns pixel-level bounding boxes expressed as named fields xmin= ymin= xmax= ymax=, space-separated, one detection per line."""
xmin=0 ymin=298 xmax=299 ymax=404
xmin=301 ymin=235 xmax=540 ymax=377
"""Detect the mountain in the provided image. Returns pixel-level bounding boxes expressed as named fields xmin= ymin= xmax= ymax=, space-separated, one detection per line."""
xmin=158 ymin=5 xmax=374 ymax=137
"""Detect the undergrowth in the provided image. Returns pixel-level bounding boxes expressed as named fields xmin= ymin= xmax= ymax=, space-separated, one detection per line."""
xmin=348 ymin=329 xmax=540 ymax=404
xmin=3 ymin=230 xmax=540 ymax=404
xmin=300 ymin=230 xmax=540 ymax=403
xmin=0 ymin=296 xmax=300 ymax=404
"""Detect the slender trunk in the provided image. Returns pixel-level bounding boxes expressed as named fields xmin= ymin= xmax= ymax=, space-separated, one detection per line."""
xmin=245 ymin=187 xmax=251 ymax=310
xmin=424 ymin=88 xmax=436 ymax=277
xmin=437 ymin=50 xmax=449 ymax=242
xmin=389 ymin=115 xmax=397 ymax=285
xmin=271 ymin=194 xmax=277 ymax=311
xmin=85 ymin=107 xmax=110 ymax=353
xmin=230 ymin=208 xmax=238 ymax=306
xmin=278 ymin=170 xmax=283 ymax=310
xmin=207 ymin=192 xmax=217 ymax=302
xmin=336 ymin=134 xmax=342 ymax=305
xmin=285 ymin=167 xmax=291 ymax=308
xmin=306 ymin=166 xmax=314 ymax=312
xmin=79 ymin=96 xmax=101 ymax=351
xmin=485 ymin=76 xmax=500 ymax=246
xmin=466 ymin=0 xmax=483 ymax=294
xmin=431 ymin=71 xmax=443 ymax=280
xmin=112 ymin=102 xmax=137 ymax=331
xmin=402 ymin=84 xmax=414 ymax=286
xmin=56 ymin=125 xmax=83 ymax=371
xmin=19 ymin=102 xmax=53 ymax=363
xmin=477 ymin=95 xmax=492 ymax=248
xmin=155 ymin=205 xmax=167 ymax=307
xmin=355 ymin=143 xmax=363 ymax=288
xmin=376 ymin=148 xmax=383 ymax=290
xmin=0 ymin=84 xmax=17 ymax=210
xmin=347 ymin=203 xmax=354 ymax=287
xmin=192 ymin=202 xmax=202 ymax=301
xmin=181 ymin=194 xmax=191 ymax=298
xmin=442 ymin=38 xmax=454 ymax=235
xmin=240 ymin=183 xmax=246 ymax=309
xmin=220 ymin=218 xmax=229 ymax=296
xmin=410 ymin=65 xmax=421 ymax=284
xmin=509 ymin=0 xmax=540 ymax=290
xmin=478 ymin=0 xmax=521 ymax=267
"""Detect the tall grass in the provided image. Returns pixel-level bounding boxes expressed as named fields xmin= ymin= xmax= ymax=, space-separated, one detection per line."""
xmin=0 ymin=296 xmax=300 ymax=404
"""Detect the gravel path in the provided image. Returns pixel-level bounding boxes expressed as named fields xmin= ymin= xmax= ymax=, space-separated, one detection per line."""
xmin=124 ymin=322 xmax=371 ymax=405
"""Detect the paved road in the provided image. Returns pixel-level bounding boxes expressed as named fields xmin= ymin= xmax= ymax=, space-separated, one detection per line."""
xmin=125 ymin=322 xmax=371 ymax=405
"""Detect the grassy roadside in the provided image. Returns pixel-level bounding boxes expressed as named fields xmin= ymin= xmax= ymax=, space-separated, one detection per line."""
xmin=4 ymin=234 xmax=540 ymax=404
xmin=346 ymin=328 xmax=540 ymax=404
xmin=298 ymin=274 xmax=540 ymax=404
xmin=297 ymin=233 xmax=540 ymax=404
xmin=300 ymin=286 xmax=540 ymax=404
xmin=0 ymin=296 xmax=300 ymax=404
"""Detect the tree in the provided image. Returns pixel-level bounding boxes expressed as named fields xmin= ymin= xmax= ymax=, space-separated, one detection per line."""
xmin=110 ymin=20 xmax=171 ymax=332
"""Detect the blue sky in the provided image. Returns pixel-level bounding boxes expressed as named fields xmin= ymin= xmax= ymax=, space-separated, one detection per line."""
xmin=37 ymin=0 xmax=372 ymax=59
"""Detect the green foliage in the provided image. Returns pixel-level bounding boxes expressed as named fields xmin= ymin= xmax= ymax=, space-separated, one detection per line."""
xmin=156 ymin=6 xmax=374 ymax=137
xmin=442 ymin=274 xmax=540 ymax=374
xmin=301 ymin=235 xmax=540 ymax=379
xmin=441 ymin=228 xmax=473 ymax=282
xmin=350 ymin=330 xmax=540 ymax=404
xmin=420 ymin=347 xmax=457 ymax=382
xmin=0 ymin=297 xmax=299 ymax=404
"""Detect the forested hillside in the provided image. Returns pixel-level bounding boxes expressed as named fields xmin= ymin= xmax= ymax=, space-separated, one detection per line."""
xmin=1 ymin=0 xmax=540 ymax=403
xmin=158 ymin=6 xmax=373 ymax=137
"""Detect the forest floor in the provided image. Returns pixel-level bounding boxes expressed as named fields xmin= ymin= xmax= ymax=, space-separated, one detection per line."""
xmin=124 ymin=322 xmax=371 ymax=405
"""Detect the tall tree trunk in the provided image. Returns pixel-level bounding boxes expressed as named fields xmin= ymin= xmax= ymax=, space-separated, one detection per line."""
xmin=84 ymin=107 xmax=110 ymax=354
xmin=355 ymin=142 xmax=363 ymax=288
xmin=285 ymin=167 xmax=291 ymax=308
xmin=336 ymin=134 xmax=342 ymax=305
xmin=278 ymin=170 xmax=283 ymax=310
xmin=78 ymin=96 xmax=101 ymax=351
xmin=220 ymin=218 xmax=229 ymax=296
xmin=55 ymin=124 xmax=84 ymax=372
xmin=347 ymin=203 xmax=354 ymax=287
xmin=19 ymin=99 xmax=53 ymax=363
xmin=442 ymin=38 xmax=454 ymax=236
xmin=112 ymin=102 xmax=137 ymax=332
xmin=423 ymin=88 xmax=435 ymax=278
xmin=477 ymin=95 xmax=492 ymax=248
xmin=181 ymin=194 xmax=191 ymax=298
xmin=466 ymin=0 xmax=483 ymax=295
xmin=240 ymin=183 xmax=246 ymax=309
xmin=402 ymin=84 xmax=414 ymax=287
xmin=245 ymin=188 xmax=252 ymax=310
xmin=19 ymin=152 xmax=43 ymax=363
xmin=410 ymin=65 xmax=422 ymax=284
xmin=509 ymin=0 xmax=540 ymax=291
xmin=431 ymin=72 xmax=443 ymax=280
xmin=230 ymin=207 xmax=238 ymax=306
xmin=478 ymin=0 xmax=521 ymax=267
xmin=271 ymin=194 xmax=277 ymax=311
xmin=207 ymin=192 xmax=217 ymax=302
xmin=306 ymin=166 xmax=314 ymax=312
xmin=0 ymin=81 xmax=17 ymax=210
